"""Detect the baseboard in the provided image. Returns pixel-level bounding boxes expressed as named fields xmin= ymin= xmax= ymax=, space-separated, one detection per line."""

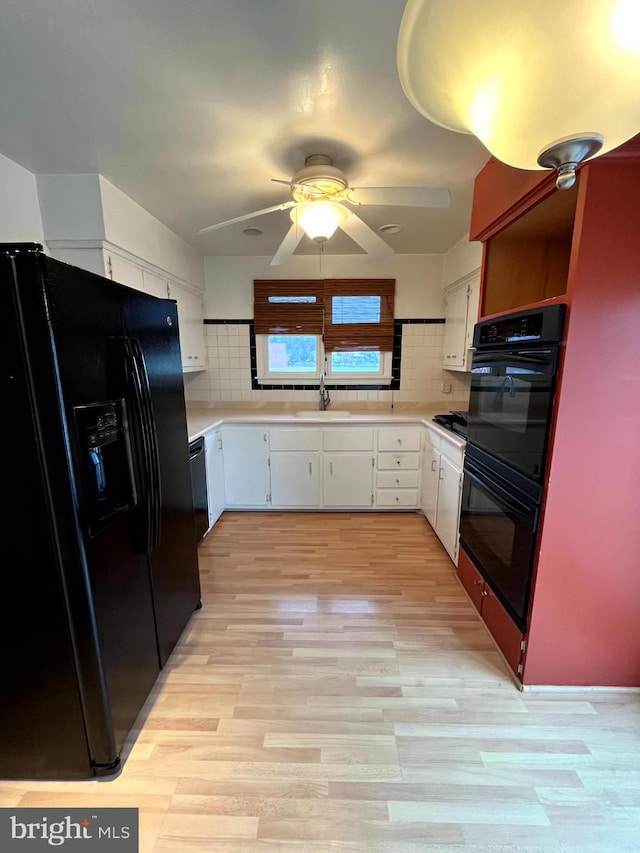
xmin=520 ymin=684 xmax=640 ymax=693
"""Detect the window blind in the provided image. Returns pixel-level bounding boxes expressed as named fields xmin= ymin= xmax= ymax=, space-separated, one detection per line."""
xmin=253 ymin=281 xmax=324 ymax=335
xmin=253 ymin=278 xmax=395 ymax=351
xmin=323 ymin=279 xmax=395 ymax=352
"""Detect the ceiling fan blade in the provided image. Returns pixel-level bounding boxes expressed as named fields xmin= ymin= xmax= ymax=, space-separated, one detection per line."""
xmin=270 ymin=178 xmax=324 ymax=195
xmin=340 ymin=212 xmax=395 ymax=258
xmin=270 ymin=223 xmax=305 ymax=267
xmin=345 ymin=186 xmax=450 ymax=208
xmin=197 ymin=201 xmax=296 ymax=235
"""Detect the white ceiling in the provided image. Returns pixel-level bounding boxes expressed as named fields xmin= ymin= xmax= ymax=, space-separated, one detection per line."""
xmin=0 ymin=1 xmax=489 ymax=257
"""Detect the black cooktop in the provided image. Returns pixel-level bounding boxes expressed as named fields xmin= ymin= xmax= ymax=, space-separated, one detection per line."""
xmin=432 ymin=411 xmax=468 ymax=439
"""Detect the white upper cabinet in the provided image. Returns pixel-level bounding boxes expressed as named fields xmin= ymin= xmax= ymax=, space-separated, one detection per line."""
xmin=142 ymin=269 xmax=170 ymax=299
xmin=442 ymin=272 xmax=480 ymax=372
xmin=168 ymin=281 xmax=206 ymax=372
xmin=106 ymin=252 xmax=144 ymax=292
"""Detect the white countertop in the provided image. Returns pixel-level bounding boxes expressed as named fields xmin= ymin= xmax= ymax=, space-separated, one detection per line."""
xmin=186 ymin=403 xmax=467 ymax=449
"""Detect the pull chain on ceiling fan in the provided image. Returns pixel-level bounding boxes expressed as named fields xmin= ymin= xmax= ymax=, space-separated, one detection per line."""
xmin=198 ymin=154 xmax=451 ymax=266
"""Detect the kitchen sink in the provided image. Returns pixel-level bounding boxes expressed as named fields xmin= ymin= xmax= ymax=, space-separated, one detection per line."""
xmin=294 ymin=410 xmax=350 ymax=419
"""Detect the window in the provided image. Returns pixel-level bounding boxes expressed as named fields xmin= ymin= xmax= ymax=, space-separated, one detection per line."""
xmin=254 ymin=279 xmax=395 ymax=384
xmin=266 ymin=335 xmax=318 ymax=373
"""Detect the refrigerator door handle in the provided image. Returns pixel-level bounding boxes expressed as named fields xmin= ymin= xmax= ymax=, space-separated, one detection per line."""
xmin=128 ymin=337 xmax=162 ymax=550
xmin=122 ymin=337 xmax=154 ymax=554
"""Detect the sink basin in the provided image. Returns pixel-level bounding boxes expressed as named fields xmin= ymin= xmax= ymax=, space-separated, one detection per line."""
xmin=294 ymin=410 xmax=350 ymax=419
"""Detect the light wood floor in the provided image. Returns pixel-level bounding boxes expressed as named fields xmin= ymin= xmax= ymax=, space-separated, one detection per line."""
xmin=3 ymin=513 xmax=640 ymax=852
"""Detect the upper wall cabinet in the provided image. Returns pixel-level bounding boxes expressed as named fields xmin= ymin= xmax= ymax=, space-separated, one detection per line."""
xmin=480 ymin=185 xmax=577 ymax=318
xmin=105 ymin=250 xmax=206 ymax=373
xmin=442 ymin=272 xmax=480 ymax=372
xmin=106 ymin=252 xmax=145 ymax=292
xmin=168 ymin=282 xmax=206 ymax=372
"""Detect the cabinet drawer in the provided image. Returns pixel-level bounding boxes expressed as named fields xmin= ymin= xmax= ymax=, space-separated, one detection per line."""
xmin=378 ymin=427 xmax=422 ymax=452
xmin=439 ymin=438 xmax=464 ymax=469
xmin=377 ymin=452 xmax=420 ymax=470
xmin=376 ymin=470 xmax=419 ymax=489
xmin=323 ymin=428 xmax=374 ymax=451
xmin=269 ymin=429 xmax=321 ymax=451
xmin=376 ymin=489 xmax=419 ymax=507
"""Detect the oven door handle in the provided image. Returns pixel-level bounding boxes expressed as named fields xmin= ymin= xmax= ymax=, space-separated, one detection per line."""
xmin=472 ymin=349 xmax=553 ymax=367
xmin=463 ymin=461 xmax=537 ymax=518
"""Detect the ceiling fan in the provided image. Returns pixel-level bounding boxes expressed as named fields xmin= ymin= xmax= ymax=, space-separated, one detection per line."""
xmin=197 ymin=154 xmax=451 ymax=266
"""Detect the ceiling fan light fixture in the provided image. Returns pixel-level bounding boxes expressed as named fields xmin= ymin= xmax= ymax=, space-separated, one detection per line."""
xmin=397 ymin=0 xmax=640 ymax=187
xmin=291 ymin=201 xmax=349 ymax=242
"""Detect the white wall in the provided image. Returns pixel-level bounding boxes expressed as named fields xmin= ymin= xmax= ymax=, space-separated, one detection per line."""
xmin=99 ymin=178 xmax=204 ymax=288
xmin=0 ymin=153 xmax=44 ymax=243
xmin=204 ymin=254 xmax=444 ymax=319
xmin=36 ymin=174 xmax=104 ymax=242
xmin=442 ymin=233 xmax=482 ymax=289
xmin=36 ymin=173 xmax=204 ymax=289
xmin=186 ymin=251 xmax=471 ymax=406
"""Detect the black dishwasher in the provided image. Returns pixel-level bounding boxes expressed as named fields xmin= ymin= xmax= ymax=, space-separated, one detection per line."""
xmin=189 ymin=437 xmax=209 ymax=541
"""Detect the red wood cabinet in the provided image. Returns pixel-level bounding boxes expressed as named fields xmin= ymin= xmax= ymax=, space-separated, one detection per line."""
xmin=457 ymin=548 xmax=525 ymax=679
xmin=469 ymin=136 xmax=640 ymax=687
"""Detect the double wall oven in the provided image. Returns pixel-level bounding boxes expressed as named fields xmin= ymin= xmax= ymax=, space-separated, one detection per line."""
xmin=459 ymin=305 xmax=566 ymax=631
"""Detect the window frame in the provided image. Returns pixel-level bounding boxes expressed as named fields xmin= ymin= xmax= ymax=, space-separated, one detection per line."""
xmin=256 ymin=335 xmax=393 ymax=385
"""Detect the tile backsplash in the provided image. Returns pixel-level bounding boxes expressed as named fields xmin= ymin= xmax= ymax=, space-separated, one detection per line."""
xmin=183 ymin=320 xmax=470 ymax=405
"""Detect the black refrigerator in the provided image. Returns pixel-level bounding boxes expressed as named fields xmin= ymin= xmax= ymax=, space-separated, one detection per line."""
xmin=0 ymin=243 xmax=201 ymax=780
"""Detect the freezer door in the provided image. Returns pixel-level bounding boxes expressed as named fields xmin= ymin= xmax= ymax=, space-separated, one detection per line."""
xmin=122 ymin=291 xmax=201 ymax=666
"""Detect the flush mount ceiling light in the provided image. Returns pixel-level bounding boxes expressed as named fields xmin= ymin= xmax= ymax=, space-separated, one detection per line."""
xmin=397 ymin=0 xmax=640 ymax=189
xmin=291 ymin=201 xmax=349 ymax=242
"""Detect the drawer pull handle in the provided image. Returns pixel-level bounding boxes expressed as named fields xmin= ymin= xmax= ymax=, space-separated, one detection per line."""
xmin=431 ymin=460 xmax=437 ymax=472
xmin=330 ymin=461 xmax=334 ymax=476
xmin=439 ymin=467 xmax=444 ymax=480
xmin=397 ymin=438 xmax=402 ymax=444
xmin=473 ymin=579 xmax=483 ymax=585
xmin=395 ymin=496 xmax=399 ymax=502
xmin=309 ymin=461 xmax=312 ymax=476
xmin=396 ymin=459 xmax=401 ymax=466
xmin=396 ymin=478 xmax=400 ymax=484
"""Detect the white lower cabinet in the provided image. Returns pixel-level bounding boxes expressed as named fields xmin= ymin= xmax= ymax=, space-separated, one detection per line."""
xmin=420 ymin=426 xmax=464 ymax=563
xmin=221 ymin=428 xmax=270 ymax=507
xmin=323 ymin=454 xmax=374 ymax=508
xmin=211 ymin=424 xmax=463 ymax=532
xmin=376 ymin=427 xmax=421 ymax=508
xmin=205 ymin=430 xmax=225 ymax=528
xmin=421 ymin=435 xmax=440 ymax=527
xmin=270 ymin=453 xmax=321 ymax=508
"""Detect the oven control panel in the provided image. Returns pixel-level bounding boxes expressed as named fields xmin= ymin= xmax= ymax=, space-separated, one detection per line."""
xmin=474 ymin=304 xmax=566 ymax=349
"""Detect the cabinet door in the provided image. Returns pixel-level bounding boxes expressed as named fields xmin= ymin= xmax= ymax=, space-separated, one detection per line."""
xmin=457 ymin=547 xmax=485 ymax=613
xmin=222 ymin=429 xmax=269 ymax=507
xmin=443 ymin=283 xmax=469 ymax=368
xmin=205 ymin=431 xmax=225 ymax=527
xmin=323 ymin=454 xmax=373 ymax=508
xmin=169 ymin=282 xmax=206 ymax=371
xmin=434 ymin=454 xmax=463 ymax=562
xmin=270 ymin=453 xmax=321 ymax=508
xmin=482 ymin=586 xmax=525 ymax=678
xmin=142 ymin=270 xmax=169 ymax=299
xmin=420 ymin=441 xmax=439 ymax=527
xmin=107 ymin=253 xmax=145 ymax=292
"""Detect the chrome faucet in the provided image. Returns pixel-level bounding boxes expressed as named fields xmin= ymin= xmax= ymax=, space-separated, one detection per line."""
xmin=319 ymin=372 xmax=331 ymax=411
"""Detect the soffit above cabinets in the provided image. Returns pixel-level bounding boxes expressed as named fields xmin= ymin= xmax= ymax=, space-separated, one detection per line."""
xmin=0 ymin=0 xmax=489 ymax=256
